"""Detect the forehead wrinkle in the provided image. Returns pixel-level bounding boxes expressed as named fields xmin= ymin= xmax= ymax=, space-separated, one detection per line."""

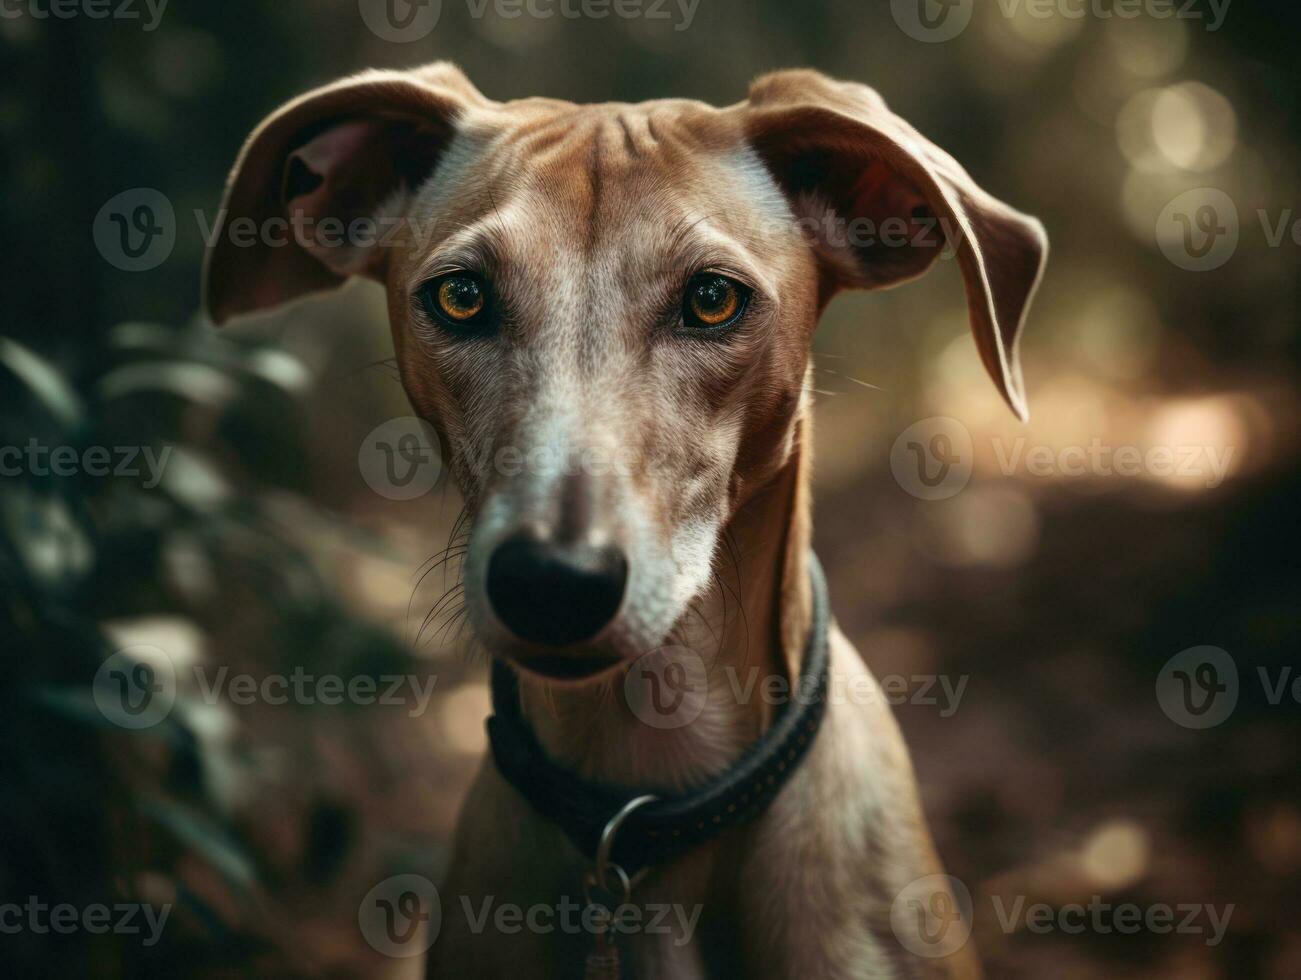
xmin=525 ymin=114 xmax=695 ymax=256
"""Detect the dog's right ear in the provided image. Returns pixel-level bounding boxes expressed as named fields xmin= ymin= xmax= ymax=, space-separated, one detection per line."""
xmin=742 ymin=70 xmax=1048 ymax=421
xmin=202 ymin=63 xmax=486 ymax=325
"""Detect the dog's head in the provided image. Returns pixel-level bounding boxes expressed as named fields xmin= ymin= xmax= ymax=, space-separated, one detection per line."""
xmin=205 ymin=64 xmax=1046 ymax=682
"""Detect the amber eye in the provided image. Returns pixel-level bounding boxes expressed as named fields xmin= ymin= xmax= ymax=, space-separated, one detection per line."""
xmin=683 ymin=275 xmax=748 ymax=330
xmin=419 ymin=273 xmax=489 ymax=329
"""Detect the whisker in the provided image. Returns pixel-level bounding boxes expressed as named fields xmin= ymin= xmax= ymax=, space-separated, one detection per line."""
xmin=327 ymin=357 xmax=403 ymax=386
xmin=434 ymin=606 xmax=470 ymax=646
xmin=721 ymin=529 xmax=750 ymax=662
xmin=408 ymin=505 xmax=473 ymax=642
xmin=418 ymin=584 xmax=466 ymax=646
xmin=824 ymin=369 xmax=885 ymax=391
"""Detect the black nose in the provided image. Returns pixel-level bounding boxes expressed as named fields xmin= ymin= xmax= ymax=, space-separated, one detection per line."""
xmin=485 ymin=533 xmax=628 ymax=646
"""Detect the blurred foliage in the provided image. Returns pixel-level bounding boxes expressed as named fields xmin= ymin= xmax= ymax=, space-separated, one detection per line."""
xmin=0 ymin=331 xmax=441 ymax=975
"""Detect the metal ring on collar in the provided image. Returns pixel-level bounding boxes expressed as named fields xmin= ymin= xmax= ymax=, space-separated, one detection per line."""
xmin=594 ymin=794 xmax=657 ymax=895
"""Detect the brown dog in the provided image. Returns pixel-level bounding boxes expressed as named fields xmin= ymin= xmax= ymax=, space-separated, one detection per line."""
xmin=205 ymin=63 xmax=1046 ymax=979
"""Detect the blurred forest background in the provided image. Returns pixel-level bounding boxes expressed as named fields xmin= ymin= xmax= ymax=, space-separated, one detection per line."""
xmin=1 ymin=1 xmax=1299 ymax=977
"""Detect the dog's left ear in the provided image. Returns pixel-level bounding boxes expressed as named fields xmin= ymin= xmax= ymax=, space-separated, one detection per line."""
xmin=203 ymin=62 xmax=487 ymax=325
xmin=743 ymin=70 xmax=1048 ymax=420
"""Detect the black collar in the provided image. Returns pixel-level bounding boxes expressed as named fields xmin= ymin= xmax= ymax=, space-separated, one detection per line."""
xmin=486 ymin=552 xmax=831 ymax=878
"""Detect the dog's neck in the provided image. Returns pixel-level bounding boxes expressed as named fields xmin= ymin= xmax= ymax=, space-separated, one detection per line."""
xmin=516 ymin=415 xmax=813 ymax=793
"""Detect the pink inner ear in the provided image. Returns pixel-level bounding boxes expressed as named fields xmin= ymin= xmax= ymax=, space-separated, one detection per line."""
xmin=849 ymin=160 xmax=944 ymax=251
xmin=279 ymin=119 xmax=391 ymax=276
xmin=281 ymin=119 xmax=390 ymax=226
xmin=287 ymin=121 xmax=382 ymax=193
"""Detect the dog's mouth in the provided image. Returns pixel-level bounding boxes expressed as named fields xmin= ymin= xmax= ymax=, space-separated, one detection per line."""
xmin=507 ymin=651 xmax=624 ymax=683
